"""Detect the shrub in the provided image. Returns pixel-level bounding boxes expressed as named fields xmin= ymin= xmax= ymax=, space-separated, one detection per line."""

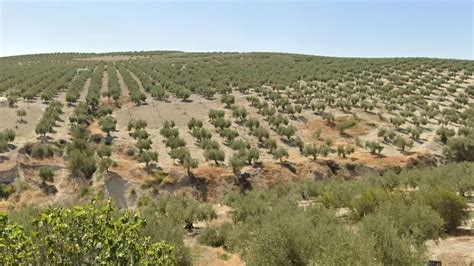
xmin=68 ymin=150 xmax=96 ymax=179
xmin=335 ymin=118 xmax=357 ymax=134
xmin=360 ymin=213 xmax=425 ymax=265
xmin=374 ymin=201 xmax=444 ymax=246
xmin=38 ymin=166 xmax=54 ymax=184
xmin=229 ymin=154 xmax=246 ymax=173
xmin=418 ymin=188 xmax=469 ymax=233
xmin=30 ymin=143 xmax=55 ymax=159
xmin=272 ymin=147 xmax=289 ymax=162
xmin=0 ymin=184 xmax=14 ymax=199
xmin=98 ymin=115 xmax=117 ymax=136
xmin=0 ymin=201 xmax=178 ymax=264
xmin=303 ymin=144 xmax=319 ymax=159
xmin=96 ymin=143 xmax=112 ymax=158
xmin=197 ymin=227 xmax=225 ymax=247
xmin=350 ymin=188 xmax=390 ymax=220
xmin=393 ymin=135 xmax=413 ymax=152
xmin=204 ymin=149 xmax=225 ymax=165
xmin=444 ymin=135 xmax=474 ymax=162
xmin=139 ymin=150 xmax=159 ymax=167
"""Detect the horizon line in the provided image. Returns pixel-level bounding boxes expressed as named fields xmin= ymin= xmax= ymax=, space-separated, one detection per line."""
xmin=0 ymin=49 xmax=472 ymax=61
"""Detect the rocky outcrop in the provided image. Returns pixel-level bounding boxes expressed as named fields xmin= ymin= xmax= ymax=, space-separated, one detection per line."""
xmin=103 ymin=172 xmax=130 ymax=209
xmin=0 ymin=163 xmax=18 ymax=184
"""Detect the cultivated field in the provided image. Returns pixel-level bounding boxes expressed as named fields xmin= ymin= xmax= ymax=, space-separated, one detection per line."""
xmin=0 ymin=52 xmax=473 ymax=264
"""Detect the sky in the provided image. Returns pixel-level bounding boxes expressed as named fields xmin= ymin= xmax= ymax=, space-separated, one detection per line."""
xmin=0 ymin=0 xmax=472 ymax=59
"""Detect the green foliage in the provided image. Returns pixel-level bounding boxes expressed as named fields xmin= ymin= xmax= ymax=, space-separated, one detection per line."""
xmin=444 ymin=134 xmax=474 ymax=162
xmin=231 ymin=106 xmax=247 ymax=121
xmin=96 ymin=143 xmax=112 ymax=158
xmin=197 ymin=226 xmax=226 ymax=247
xmin=374 ymin=201 xmax=444 ymax=246
xmin=139 ymin=150 xmax=159 ymax=167
xmin=16 ymin=109 xmax=26 ymax=122
xmin=365 ymin=141 xmax=384 ymax=155
xmin=335 ymin=118 xmax=357 ymax=134
xmin=276 ymin=125 xmax=295 ymax=140
xmin=393 ymin=135 xmax=413 ymax=151
xmin=263 ymin=138 xmax=277 ymax=153
xmin=128 ymin=118 xmax=148 ymax=131
xmin=30 ymin=143 xmax=55 ymax=159
xmin=165 ymin=136 xmax=186 ymax=150
xmin=337 ymin=144 xmax=355 ymax=158
xmin=0 ymin=201 xmax=177 ymax=265
xmin=219 ymin=128 xmax=239 ymax=143
xmin=272 ymin=147 xmax=289 ymax=162
xmin=350 ymin=187 xmax=391 ymax=220
xmin=187 ymin=117 xmax=203 ymax=130
xmin=360 ymin=213 xmax=425 ymax=265
xmin=136 ymin=139 xmax=152 ymax=154
xmin=221 ymin=94 xmax=235 ymax=108
xmin=99 ymin=157 xmax=117 ymax=172
xmin=0 ymin=129 xmax=15 ymax=153
xmin=204 ymin=148 xmax=225 ymax=164
xmin=229 ymin=154 xmax=246 ymax=173
xmin=177 ymin=88 xmax=191 ymax=101
xmin=38 ymin=166 xmax=54 ymax=184
xmin=208 ymin=109 xmax=225 ymax=120
xmin=417 ymin=188 xmax=469 ymax=233
xmin=97 ymin=105 xmax=113 ymax=117
xmin=223 ymin=189 xmax=376 ymax=265
xmin=98 ymin=115 xmax=117 ymax=135
xmin=436 ymin=127 xmax=456 ymax=144
xmin=141 ymin=194 xmax=216 ymax=230
xmin=199 ymin=138 xmax=219 ymax=150
xmin=0 ymin=184 xmax=15 ymax=199
xmin=230 ymin=139 xmax=251 ymax=150
xmin=192 ymin=127 xmax=212 ymax=142
xmin=211 ymin=117 xmax=232 ymax=130
xmin=303 ymin=144 xmax=319 ymax=159
xmin=68 ymin=149 xmax=97 ymax=179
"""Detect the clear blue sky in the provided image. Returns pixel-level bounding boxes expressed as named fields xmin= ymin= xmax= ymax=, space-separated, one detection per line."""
xmin=0 ymin=0 xmax=472 ymax=59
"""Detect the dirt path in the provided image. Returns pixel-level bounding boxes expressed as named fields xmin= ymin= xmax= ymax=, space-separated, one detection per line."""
xmin=115 ymin=67 xmax=131 ymax=105
xmin=0 ymin=101 xmax=43 ymax=145
xmin=186 ymin=204 xmax=244 ymax=266
xmin=427 ymin=236 xmax=474 ymax=265
xmin=49 ymin=78 xmax=91 ymax=142
xmin=78 ymin=78 xmax=91 ymax=102
xmin=100 ymin=69 xmax=108 ymax=101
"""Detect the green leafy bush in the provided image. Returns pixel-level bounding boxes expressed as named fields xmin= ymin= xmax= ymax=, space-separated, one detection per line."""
xmin=0 ymin=200 xmax=177 ymax=265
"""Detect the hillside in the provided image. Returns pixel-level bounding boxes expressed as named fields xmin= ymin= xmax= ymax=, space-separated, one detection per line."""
xmin=0 ymin=52 xmax=473 ymax=264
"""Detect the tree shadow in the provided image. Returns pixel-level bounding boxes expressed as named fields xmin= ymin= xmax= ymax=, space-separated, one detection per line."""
xmin=400 ymin=150 xmax=416 ymax=156
xmin=7 ymin=144 xmax=17 ymax=151
xmin=281 ymin=138 xmax=296 ymax=147
xmin=297 ymin=115 xmax=307 ymax=122
xmin=0 ymin=155 xmax=9 ymax=163
xmin=41 ymin=183 xmax=58 ymax=195
xmin=414 ymin=138 xmax=424 ymax=144
xmin=279 ymin=161 xmax=297 ymax=174
xmin=234 ymin=172 xmax=252 ymax=195
xmin=145 ymin=163 xmax=163 ymax=173
xmin=340 ymin=132 xmax=353 ymax=139
xmin=187 ymin=173 xmax=208 ymax=202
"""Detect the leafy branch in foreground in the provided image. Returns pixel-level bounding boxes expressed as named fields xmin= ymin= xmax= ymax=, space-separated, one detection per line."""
xmin=0 ymin=200 xmax=177 ymax=265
